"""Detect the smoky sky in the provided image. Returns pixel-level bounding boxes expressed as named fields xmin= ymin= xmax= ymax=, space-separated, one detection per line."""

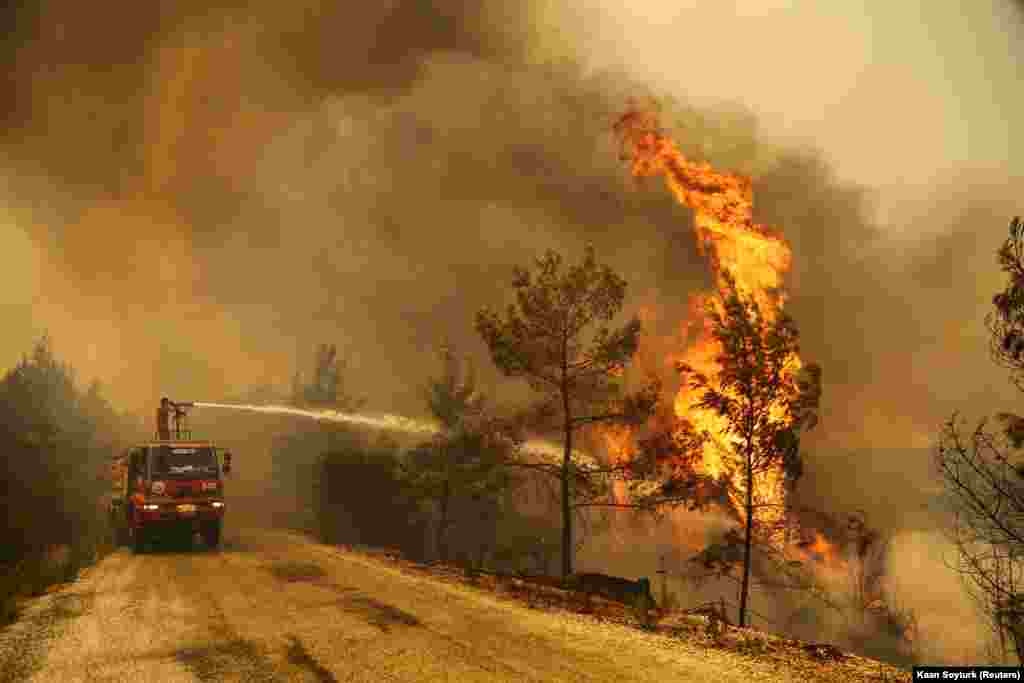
xmin=1 ymin=1 xmax=1021 ymax=489
xmin=3 ymin=0 xmax=1023 ymax=660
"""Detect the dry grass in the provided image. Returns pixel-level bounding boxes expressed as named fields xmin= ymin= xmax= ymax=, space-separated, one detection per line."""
xmin=331 ymin=543 xmax=912 ymax=683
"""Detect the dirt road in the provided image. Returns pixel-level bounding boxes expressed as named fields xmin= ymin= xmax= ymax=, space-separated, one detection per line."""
xmin=0 ymin=529 xmax=802 ymax=682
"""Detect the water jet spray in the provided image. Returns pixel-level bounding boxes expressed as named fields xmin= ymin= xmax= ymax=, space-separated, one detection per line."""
xmin=193 ymin=402 xmax=584 ymax=463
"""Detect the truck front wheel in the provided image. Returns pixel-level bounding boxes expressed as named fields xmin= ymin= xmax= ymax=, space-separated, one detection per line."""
xmin=203 ymin=522 xmax=221 ymax=550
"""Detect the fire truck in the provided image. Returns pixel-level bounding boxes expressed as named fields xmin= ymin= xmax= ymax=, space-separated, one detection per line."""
xmin=108 ymin=401 xmax=233 ymax=553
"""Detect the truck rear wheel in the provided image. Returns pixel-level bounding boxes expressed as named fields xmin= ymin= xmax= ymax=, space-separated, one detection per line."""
xmin=132 ymin=528 xmax=146 ymax=554
xmin=203 ymin=522 xmax=221 ymax=550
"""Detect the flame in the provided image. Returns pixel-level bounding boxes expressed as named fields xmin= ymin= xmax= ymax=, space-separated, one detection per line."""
xmin=808 ymin=532 xmax=835 ymax=562
xmin=797 ymin=531 xmax=847 ymax=576
xmin=600 ymin=423 xmax=636 ymax=505
xmin=609 ymin=104 xmax=802 ymax=537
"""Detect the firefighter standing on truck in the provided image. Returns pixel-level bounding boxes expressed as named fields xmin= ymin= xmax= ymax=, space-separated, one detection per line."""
xmin=157 ymin=397 xmax=174 ymax=440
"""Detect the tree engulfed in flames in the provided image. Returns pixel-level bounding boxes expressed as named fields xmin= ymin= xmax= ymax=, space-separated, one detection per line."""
xmin=609 ymin=105 xmax=835 ymax=564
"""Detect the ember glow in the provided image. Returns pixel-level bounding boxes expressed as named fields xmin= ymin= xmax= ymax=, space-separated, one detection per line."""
xmin=806 ymin=531 xmax=840 ymax=565
xmin=611 ymin=105 xmax=815 ymax=554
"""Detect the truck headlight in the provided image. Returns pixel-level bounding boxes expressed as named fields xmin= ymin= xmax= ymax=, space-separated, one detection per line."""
xmin=142 ymin=504 xmax=160 ymax=511
xmin=211 ymin=501 xmax=224 ymax=508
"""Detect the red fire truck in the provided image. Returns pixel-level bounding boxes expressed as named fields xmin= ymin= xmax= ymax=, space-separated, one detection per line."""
xmin=108 ymin=401 xmax=233 ymax=552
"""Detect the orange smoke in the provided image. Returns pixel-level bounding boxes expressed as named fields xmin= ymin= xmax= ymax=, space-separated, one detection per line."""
xmin=608 ymin=104 xmax=802 ymax=538
xmin=28 ymin=26 xmax=294 ymax=407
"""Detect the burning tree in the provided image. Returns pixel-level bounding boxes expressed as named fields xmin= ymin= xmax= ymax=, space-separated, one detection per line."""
xmin=611 ymin=103 xmax=825 ymax=628
xmin=675 ymin=271 xmax=822 ymax=627
xmin=475 ymin=245 xmax=660 ymax=578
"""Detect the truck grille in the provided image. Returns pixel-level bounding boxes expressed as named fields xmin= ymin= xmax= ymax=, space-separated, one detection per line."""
xmin=172 ymin=486 xmax=215 ymax=498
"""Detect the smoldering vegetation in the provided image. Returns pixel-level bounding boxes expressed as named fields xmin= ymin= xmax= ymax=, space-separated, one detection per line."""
xmin=1 ymin=0 xmax=1022 ymax=672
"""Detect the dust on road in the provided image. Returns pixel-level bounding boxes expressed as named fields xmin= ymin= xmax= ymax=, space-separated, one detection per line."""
xmin=0 ymin=529 xmax=802 ymax=682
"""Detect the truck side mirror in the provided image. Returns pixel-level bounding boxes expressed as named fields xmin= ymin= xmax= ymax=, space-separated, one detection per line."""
xmin=223 ymin=451 xmax=232 ymax=475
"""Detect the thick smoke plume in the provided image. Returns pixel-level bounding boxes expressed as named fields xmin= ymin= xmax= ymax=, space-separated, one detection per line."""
xmin=3 ymin=0 xmax=1023 ymax=664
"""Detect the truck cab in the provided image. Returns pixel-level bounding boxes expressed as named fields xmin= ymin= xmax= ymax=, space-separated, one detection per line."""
xmin=110 ymin=438 xmax=233 ymax=552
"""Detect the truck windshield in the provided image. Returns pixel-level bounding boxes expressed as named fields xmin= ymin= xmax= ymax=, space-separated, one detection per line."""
xmin=150 ymin=446 xmax=217 ymax=478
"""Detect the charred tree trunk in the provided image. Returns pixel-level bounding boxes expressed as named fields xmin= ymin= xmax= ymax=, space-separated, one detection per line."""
xmin=437 ymin=477 xmax=450 ymax=563
xmin=739 ymin=444 xmax=754 ymax=628
xmin=560 ymin=321 xmax=574 ymax=581
xmin=561 ymin=393 xmax=573 ymax=579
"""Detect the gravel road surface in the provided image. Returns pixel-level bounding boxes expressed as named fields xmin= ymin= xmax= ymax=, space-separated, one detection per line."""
xmin=0 ymin=528 xmax=801 ymax=682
